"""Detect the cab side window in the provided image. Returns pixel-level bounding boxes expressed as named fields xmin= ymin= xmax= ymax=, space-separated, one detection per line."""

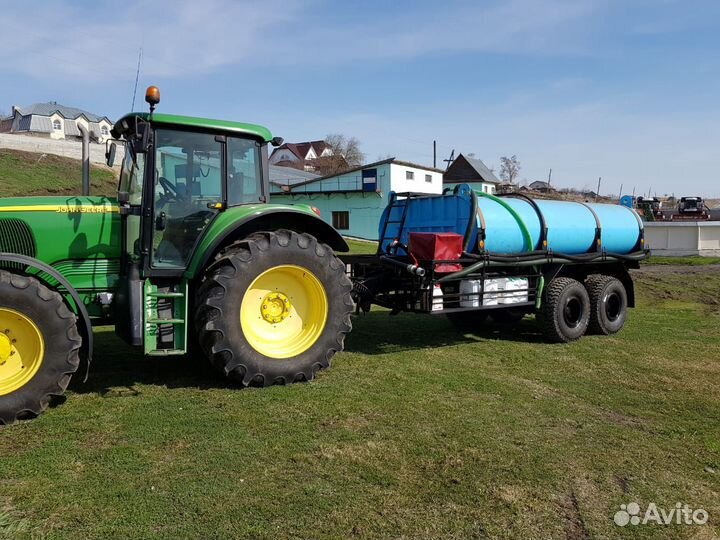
xmin=228 ymin=137 xmax=262 ymax=205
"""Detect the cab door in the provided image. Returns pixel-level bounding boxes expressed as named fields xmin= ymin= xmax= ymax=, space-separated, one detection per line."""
xmin=150 ymin=129 xmax=224 ymax=272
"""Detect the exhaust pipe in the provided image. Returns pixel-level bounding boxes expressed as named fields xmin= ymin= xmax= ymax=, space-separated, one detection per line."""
xmin=78 ymin=124 xmax=90 ymax=196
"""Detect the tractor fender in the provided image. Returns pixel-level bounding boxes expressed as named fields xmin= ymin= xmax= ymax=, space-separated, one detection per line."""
xmin=186 ymin=208 xmax=348 ymax=279
xmin=0 ymin=253 xmax=93 ymax=380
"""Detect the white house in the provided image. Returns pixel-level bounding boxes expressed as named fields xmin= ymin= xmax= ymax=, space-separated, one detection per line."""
xmin=269 ymin=140 xmax=334 ymax=170
xmin=270 ymin=158 xmax=444 ymax=239
xmin=0 ymin=102 xmax=114 ymax=143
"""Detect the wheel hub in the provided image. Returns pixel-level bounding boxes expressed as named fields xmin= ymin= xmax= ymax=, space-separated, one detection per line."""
xmin=0 ymin=308 xmax=45 ymax=396
xmin=260 ymin=292 xmax=292 ymax=324
xmin=0 ymin=332 xmax=12 ymax=364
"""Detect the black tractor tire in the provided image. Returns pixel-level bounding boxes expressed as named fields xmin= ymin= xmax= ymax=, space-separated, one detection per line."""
xmin=0 ymin=270 xmax=81 ymax=425
xmin=195 ymin=230 xmax=354 ymax=387
xmin=585 ymin=275 xmax=628 ymax=335
xmin=491 ymin=307 xmax=527 ymax=325
xmin=446 ymin=311 xmax=489 ymax=331
xmin=539 ymin=277 xmax=590 ymax=343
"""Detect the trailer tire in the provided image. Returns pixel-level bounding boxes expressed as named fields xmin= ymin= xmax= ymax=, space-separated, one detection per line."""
xmin=446 ymin=311 xmax=488 ymax=331
xmin=585 ymin=275 xmax=627 ymax=335
xmin=195 ymin=230 xmax=354 ymax=387
xmin=0 ymin=270 xmax=81 ymax=424
xmin=539 ymin=277 xmax=590 ymax=343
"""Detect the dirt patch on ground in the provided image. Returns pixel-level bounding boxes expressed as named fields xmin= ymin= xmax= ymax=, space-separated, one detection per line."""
xmin=634 ymin=264 xmax=720 ymax=311
xmin=636 ymin=263 xmax=720 ymax=277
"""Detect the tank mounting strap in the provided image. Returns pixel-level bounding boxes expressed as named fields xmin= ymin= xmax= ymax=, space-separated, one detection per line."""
xmin=475 ymin=191 xmax=534 ymax=252
xmin=576 ymin=202 xmax=602 ymax=252
xmin=500 ymin=192 xmax=549 ymax=250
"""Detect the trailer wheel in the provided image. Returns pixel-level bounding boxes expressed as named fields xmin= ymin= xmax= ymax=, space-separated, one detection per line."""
xmin=585 ymin=275 xmax=628 ymax=335
xmin=0 ymin=271 xmax=81 ymax=424
xmin=195 ymin=230 xmax=354 ymax=387
xmin=539 ymin=277 xmax=590 ymax=343
xmin=446 ymin=311 xmax=488 ymax=331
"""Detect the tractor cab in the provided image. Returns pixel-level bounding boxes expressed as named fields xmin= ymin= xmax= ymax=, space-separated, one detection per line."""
xmin=109 ymin=87 xmax=275 ymax=275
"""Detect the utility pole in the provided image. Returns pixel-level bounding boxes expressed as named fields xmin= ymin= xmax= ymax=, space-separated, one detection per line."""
xmin=596 ymin=177 xmax=602 ymax=201
xmin=618 ymin=183 xmax=623 ymax=201
xmin=443 ymin=150 xmax=455 ymax=171
xmin=433 ymin=140 xmax=437 ymax=169
xmin=547 ymin=168 xmax=552 ymax=189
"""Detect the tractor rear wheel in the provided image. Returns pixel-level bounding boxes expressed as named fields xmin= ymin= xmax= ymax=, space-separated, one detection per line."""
xmin=195 ymin=230 xmax=354 ymax=386
xmin=539 ymin=277 xmax=590 ymax=343
xmin=585 ymin=275 xmax=628 ymax=335
xmin=0 ymin=270 xmax=81 ymax=424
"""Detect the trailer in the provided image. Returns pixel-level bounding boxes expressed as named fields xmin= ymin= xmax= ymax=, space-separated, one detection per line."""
xmin=343 ymin=185 xmax=648 ymax=343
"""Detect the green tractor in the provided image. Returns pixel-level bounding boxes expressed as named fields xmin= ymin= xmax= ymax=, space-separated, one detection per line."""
xmin=0 ymin=87 xmax=354 ymax=424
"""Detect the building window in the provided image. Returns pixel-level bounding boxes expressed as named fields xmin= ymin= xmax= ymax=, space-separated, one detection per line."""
xmin=425 ymin=174 xmax=432 ymax=183
xmin=101 ymin=125 xmax=109 ymax=136
xmin=332 ymin=211 xmax=349 ymax=230
xmin=405 ymin=170 xmax=414 ymax=180
xmin=52 ymin=119 xmax=62 ymax=131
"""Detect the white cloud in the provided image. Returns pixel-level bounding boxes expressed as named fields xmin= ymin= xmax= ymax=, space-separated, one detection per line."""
xmin=0 ymin=0 xmax=304 ymax=83
xmin=0 ymin=0 xmax=601 ymax=84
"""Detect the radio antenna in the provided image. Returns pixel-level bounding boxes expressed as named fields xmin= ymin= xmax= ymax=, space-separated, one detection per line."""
xmin=130 ymin=47 xmax=143 ymax=111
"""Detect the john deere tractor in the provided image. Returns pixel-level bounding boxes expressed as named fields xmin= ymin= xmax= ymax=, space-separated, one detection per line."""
xmin=0 ymin=87 xmax=354 ymax=424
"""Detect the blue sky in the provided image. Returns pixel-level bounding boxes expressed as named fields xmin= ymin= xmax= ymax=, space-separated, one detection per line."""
xmin=2 ymin=0 xmax=719 ymax=197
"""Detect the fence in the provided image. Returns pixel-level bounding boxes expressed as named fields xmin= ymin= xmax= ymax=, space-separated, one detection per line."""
xmin=644 ymin=221 xmax=720 ymax=257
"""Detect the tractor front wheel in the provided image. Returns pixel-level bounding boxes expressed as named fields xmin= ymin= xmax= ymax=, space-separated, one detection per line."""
xmin=195 ymin=230 xmax=354 ymax=386
xmin=0 ymin=270 xmax=81 ymax=424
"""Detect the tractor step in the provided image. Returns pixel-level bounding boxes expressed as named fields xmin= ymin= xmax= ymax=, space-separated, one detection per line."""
xmin=147 ymin=292 xmax=186 ymax=298
xmin=143 ymin=280 xmax=189 ymax=356
xmin=147 ymin=349 xmax=187 ymax=356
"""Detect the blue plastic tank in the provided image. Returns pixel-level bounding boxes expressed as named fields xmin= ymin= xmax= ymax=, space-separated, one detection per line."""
xmin=378 ymin=185 xmax=643 ymax=255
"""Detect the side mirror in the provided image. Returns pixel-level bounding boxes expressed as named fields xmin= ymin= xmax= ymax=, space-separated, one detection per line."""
xmin=105 ymin=141 xmax=117 ymax=167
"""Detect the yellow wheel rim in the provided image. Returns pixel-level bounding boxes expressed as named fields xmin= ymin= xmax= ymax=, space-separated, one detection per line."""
xmin=0 ymin=308 xmax=45 ymax=396
xmin=240 ymin=265 xmax=328 ymax=359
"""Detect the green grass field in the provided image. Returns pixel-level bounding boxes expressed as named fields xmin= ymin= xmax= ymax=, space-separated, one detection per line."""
xmin=0 ymin=149 xmax=117 ymax=198
xmin=0 ymin=265 xmax=718 ymax=539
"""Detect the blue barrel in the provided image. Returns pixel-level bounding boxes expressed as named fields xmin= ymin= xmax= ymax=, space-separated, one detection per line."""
xmin=378 ymin=185 xmax=643 ymax=255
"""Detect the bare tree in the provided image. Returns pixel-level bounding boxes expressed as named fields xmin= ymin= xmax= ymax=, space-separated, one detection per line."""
xmin=499 ymin=155 xmax=521 ymax=184
xmin=326 ymin=134 xmax=364 ymax=165
xmin=313 ymin=133 xmax=365 ymax=176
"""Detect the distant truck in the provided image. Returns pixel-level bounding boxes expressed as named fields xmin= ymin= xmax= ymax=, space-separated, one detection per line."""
xmin=670 ymin=197 xmax=710 ymax=221
xmin=619 ymin=195 xmax=665 ymax=221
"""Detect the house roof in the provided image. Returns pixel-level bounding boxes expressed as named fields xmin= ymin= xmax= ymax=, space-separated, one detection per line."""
xmin=529 ymin=180 xmax=551 ymax=189
xmin=271 ymin=140 xmax=329 ymax=161
xmin=14 ymin=102 xmax=112 ymax=123
xmin=277 ymin=157 xmax=444 ymax=191
xmin=443 ymin=154 xmax=500 ymax=184
xmin=269 ymin=164 xmax=321 ymax=187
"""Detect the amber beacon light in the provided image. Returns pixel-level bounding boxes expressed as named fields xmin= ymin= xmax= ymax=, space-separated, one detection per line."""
xmin=145 ymin=86 xmax=161 ymax=112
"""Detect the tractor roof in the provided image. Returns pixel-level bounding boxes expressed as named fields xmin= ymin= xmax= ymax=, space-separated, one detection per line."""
xmin=113 ymin=112 xmax=273 ymax=142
